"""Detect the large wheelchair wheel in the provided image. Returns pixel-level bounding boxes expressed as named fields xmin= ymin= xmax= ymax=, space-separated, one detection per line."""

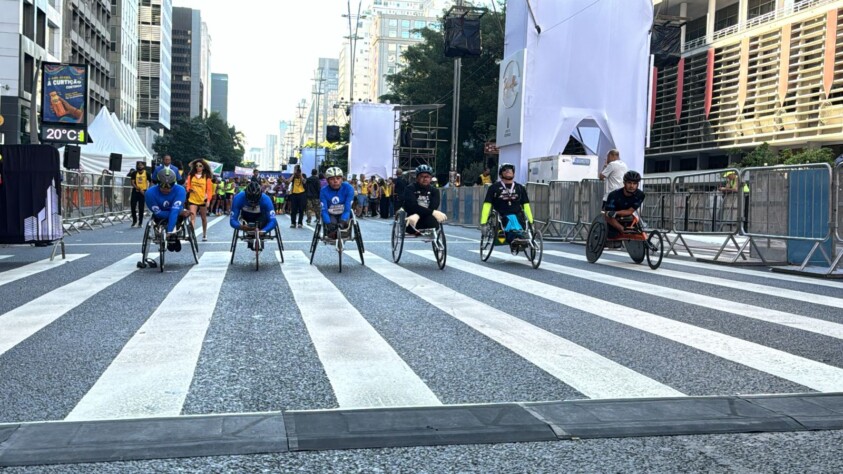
xmin=392 ymin=211 xmax=405 ymax=263
xmin=646 ymin=230 xmax=665 ymax=270
xmin=585 ymin=215 xmax=607 ymax=264
xmin=337 ymin=232 xmax=344 ymax=273
xmin=309 ymin=222 xmax=321 ymax=265
xmin=480 ymin=222 xmax=495 ymax=262
xmin=432 ymin=224 xmax=447 ymax=270
xmin=254 ymin=229 xmax=261 ymax=271
xmin=353 ymin=220 xmax=365 ymax=266
xmin=187 ymin=222 xmax=199 ymax=264
xmin=229 ymin=228 xmax=239 ymax=265
xmin=275 ymin=227 xmax=285 ymax=263
xmin=526 ymin=224 xmax=543 ymax=269
xmin=626 ymin=240 xmax=645 ymax=264
xmin=137 ymin=220 xmax=157 ymax=269
xmin=158 ymin=229 xmax=166 ymax=273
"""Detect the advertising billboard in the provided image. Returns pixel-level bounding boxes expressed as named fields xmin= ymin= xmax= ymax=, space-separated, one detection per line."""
xmin=40 ymin=63 xmax=90 ymax=144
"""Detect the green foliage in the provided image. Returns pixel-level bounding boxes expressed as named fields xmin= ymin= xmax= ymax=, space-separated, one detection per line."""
xmin=461 ymin=160 xmax=486 ymax=187
xmin=739 ymin=143 xmax=779 ymax=168
xmin=382 ymin=5 xmax=505 ymax=174
xmin=781 ymin=148 xmax=834 ymax=165
xmin=153 ymin=112 xmax=245 ymax=171
xmin=738 ymin=143 xmax=836 ymax=167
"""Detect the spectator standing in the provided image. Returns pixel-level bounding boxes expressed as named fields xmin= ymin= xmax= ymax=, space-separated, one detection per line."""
xmin=599 ymin=149 xmax=628 ymax=209
xmin=305 ymin=168 xmax=321 ymax=224
xmin=274 ymin=179 xmax=286 ymax=214
xmin=393 ymin=168 xmax=408 ymax=212
xmin=379 ymin=178 xmax=392 ymax=218
xmin=319 ymin=172 xmax=327 ymax=188
xmin=368 ymin=176 xmax=380 ymax=217
xmin=186 ymin=159 xmax=213 ymax=240
xmin=127 ymin=161 xmax=151 ymax=227
xmin=152 ymin=154 xmax=182 ymax=184
xmin=224 ymin=177 xmax=236 ymax=214
xmin=100 ymin=169 xmax=114 ymax=213
xmin=477 ymin=168 xmax=492 ymax=185
xmin=287 ymin=165 xmax=307 ymax=228
xmin=251 ymin=168 xmax=261 ymax=184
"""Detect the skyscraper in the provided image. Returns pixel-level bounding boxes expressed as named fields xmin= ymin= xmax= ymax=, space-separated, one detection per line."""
xmin=211 ymin=73 xmax=228 ymax=121
xmin=108 ymin=0 xmax=139 ymax=126
xmin=137 ymin=0 xmax=172 ymax=132
xmin=62 ymin=0 xmax=112 ymax=120
xmin=171 ymin=7 xmax=205 ymax=119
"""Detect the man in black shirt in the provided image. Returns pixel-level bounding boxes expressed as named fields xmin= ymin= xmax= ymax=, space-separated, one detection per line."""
xmin=127 ymin=161 xmax=152 ymax=227
xmin=393 ymin=168 xmax=408 ymax=211
xmin=480 ymin=163 xmax=534 ymax=244
xmin=305 ymin=168 xmax=322 ymax=224
xmin=604 ymin=170 xmax=645 ymax=238
xmin=401 ymin=164 xmax=447 ymax=234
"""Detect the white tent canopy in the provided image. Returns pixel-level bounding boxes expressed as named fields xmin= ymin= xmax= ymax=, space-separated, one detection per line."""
xmin=58 ymin=107 xmax=153 ymax=173
xmin=498 ymin=0 xmax=653 ymax=182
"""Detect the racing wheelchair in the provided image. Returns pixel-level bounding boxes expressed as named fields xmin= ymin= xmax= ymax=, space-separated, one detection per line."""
xmin=137 ymin=216 xmax=199 ymax=272
xmin=229 ymin=220 xmax=284 ymax=271
xmin=309 ymin=214 xmax=364 ymax=273
xmin=585 ymin=213 xmax=665 ymax=269
xmin=479 ymin=210 xmax=543 ymax=269
xmin=391 ymin=209 xmax=447 ymax=269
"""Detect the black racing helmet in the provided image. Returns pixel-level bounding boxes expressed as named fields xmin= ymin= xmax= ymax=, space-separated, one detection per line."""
xmin=623 ymin=170 xmax=642 ymax=183
xmin=157 ymin=168 xmax=176 ymax=188
xmin=245 ymin=181 xmax=262 ymax=204
xmin=499 ymin=163 xmax=516 ymax=176
xmin=415 ymin=164 xmax=434 ymax=176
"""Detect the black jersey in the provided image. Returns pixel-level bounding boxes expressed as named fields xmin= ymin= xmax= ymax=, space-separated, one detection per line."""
xmin=484 ymin=181 xmax=530 ymax=215
xmin=605 ymin=188 xmax=645 ymax=212
xmin=402 ymin=183 xmax=440 ymax=216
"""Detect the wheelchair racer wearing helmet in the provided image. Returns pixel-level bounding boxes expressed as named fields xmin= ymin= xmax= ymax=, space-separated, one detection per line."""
xmin=229 ymin=181 xmax=278 ymax=237
xmin=480 ymin=163 xmax=534 ymax=244
xmin=604 ymin=170 xmax=646 ymax=237
xmin=145 ymin=168 xmax=190 ymax=251
xmin=320 ymin=167 xmax=355 ymax=239
xmin=401 ymin=164 xmax=447 ymax=234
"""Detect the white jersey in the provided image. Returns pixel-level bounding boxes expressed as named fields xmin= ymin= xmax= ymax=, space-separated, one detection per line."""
xmin=602 ymin=159 xmax=628 ymax=201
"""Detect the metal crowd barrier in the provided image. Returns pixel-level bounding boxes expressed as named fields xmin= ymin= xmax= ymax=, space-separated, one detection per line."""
xmin=742 ymin=163 xmax=835 ymax=271
xmin=61 ymin=170 xmax=134 ymax=233
xmin=831 ymin=163 xmax=843 ymax=273
xmin=526 ymin=183 xmax=550 ymax=230
xmin=544 ymin=181 xmax=579 ymax=240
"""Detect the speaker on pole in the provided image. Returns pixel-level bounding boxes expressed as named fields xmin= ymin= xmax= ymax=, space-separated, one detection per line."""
xmin=444 ymin=16 xmax=482 ymax=58
xmin=326 ymin=125 xmax=341 ymax=143
xmin=289 ymin=157 xmax=298 ymax=165
xmin=651 ymin=23 xmax=682 ymax=68
xmin=108 ymin=153 xmax=123 ymax=172
xmin=64 ymin=145 xmax=81 ymax=169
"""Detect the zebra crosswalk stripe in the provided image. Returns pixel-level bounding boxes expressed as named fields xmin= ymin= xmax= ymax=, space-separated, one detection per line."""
xmin=472 ymin=249 xmax=843 ymax=340
xmin=419 ymin=251 xmax=843 ymax=392
xmin=278 ymin=251 xmax=441 ymax=408
xmin=348 ymin=251 xmax=683 ymax=399
xmin=0 ymin=255 xmax=136 ymax=358
xmin=543 ymin=250 xmax=843 ymax=310
xmin=66 ymin=252 xmax=230 ymax=421
xmin=0 ymin=255 xmax=11 ymax=260
xmin=0 ymin=254 xmax=87 ymax=288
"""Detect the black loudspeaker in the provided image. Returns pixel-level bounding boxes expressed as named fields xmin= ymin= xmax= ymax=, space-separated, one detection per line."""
xmin=109 ymin=153 xmax=123 ymax=172
xmin=651 ymin=24 xmax=682 ymax=68
xmin=64 ymin=145 xmax=81 ymax=169
xmin=326 ymin=125 xmax=341 ymax=143
xmin=444 ymin=17 xmax=482 ymax=58
xmin=289 ymin=157 xmax=298 ymax=165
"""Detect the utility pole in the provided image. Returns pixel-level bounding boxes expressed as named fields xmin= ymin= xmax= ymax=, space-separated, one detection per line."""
xmin=296 ymin=100 xmax=307 ymax=157
xmin=312 ymin=67 xmax=326 ymax=169
xmin=343 ymin=0 xmax=365 ymax=104
xmin=449 ymin=0 xmax=464 ymax=186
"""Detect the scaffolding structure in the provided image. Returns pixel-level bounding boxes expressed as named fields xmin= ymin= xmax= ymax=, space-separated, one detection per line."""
xmin=392 ymin=104 xmax=447 ymax=174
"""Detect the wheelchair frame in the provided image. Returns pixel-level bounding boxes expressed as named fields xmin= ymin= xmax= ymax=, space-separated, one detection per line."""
xmin=309 ymin=213 xmax=364 ymax=273
xmin=479 ymin=210 xmax=543 ymax=269
xmin=137 ymin=217 xmax=199 ymax=272
xmin=585 ymin=213 xmax=665 ymax=270
xmin=229 ymin=221 xmax=285 ymax=271
xmin=391 ymin=209 xmax=447 ymax=270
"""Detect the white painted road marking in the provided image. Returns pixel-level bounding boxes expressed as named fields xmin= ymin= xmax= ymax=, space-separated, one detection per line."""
xmin=0 ymin=254 xmax=87 ymax=288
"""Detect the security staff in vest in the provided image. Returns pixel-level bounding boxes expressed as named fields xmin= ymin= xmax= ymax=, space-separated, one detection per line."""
xmin=128 ymin=161 xmax=152 ymax=227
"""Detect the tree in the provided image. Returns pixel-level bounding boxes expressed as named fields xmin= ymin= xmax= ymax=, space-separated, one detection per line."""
xmin=382 ymin=5 xmax=505 ymax=178
xmin=153 ymin=112 xmax=245 ymax=171
xmin=739 ymin=143 xmax=779 ymax=168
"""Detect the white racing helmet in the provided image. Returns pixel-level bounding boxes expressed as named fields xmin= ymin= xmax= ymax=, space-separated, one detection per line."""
xmin=325 ymin=167 xmax=343 ymax=178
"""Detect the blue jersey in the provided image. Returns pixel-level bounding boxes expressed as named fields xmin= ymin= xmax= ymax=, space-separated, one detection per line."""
xmin=230 ymin=192 xmax=277 ymax=232
xmin=320 ymin=182 xmax=354 ymax=222
xmin=145 ymin=184 xmax=186 ymax=232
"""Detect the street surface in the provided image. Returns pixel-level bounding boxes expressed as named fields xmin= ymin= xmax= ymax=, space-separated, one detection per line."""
xmin=1 ymin=214 xmax=842 ymax=471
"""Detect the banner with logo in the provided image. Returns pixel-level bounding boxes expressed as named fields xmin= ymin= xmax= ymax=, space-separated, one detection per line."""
xmin=206 ymin=160 xmax=223 ymax=175
xmin=40 ymin=63 xmax=89 ymax=144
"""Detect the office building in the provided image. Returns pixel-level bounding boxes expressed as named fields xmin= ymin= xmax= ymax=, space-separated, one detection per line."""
xmin=62 ymin=0 xmax=111 ymax=120
xmin=137 ymin=0 xmax=171 ymax=132
xmin=0 ymin=0 xmax=63 ymax=144
xmin=265 ymin=134 xmax=278 ymax=170
xmin=210 ymin=72 xmax=228 ymax=121
xmin=171 ymin=7 xmax=207 ymax=119
xmin=108 ymin=0 xmax=139 ymax=126
xmin=304 ymin=58 xmax=339 ymax=144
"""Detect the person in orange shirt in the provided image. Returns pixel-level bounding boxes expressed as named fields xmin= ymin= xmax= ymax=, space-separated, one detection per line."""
xmin=186 ymin=159 xmax=214 ymax=241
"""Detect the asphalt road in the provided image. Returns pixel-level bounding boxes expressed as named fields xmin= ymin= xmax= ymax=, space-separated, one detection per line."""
xmin=1 ymin=213 xmax=841 ymax=472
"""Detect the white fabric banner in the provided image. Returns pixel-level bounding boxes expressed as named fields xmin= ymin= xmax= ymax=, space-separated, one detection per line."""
xmin=349 ymin=103 xmax=395 ymax=179
xmin=499 ymin=0 xmax=653 ymax=182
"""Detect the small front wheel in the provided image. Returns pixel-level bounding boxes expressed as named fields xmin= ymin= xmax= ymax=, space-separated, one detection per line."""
xmin=645 ymin=230 xmax=665 ymax=270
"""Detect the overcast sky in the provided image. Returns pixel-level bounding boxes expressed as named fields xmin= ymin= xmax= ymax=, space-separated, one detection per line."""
xmin=173 ymin=0 xmax=351 ymax=149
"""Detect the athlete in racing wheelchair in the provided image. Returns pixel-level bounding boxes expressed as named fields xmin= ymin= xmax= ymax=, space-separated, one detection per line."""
xmin=586 ymin=170 xmax=664 ymax=269
xmin=138 ymin=168 xmax=199 ymax=271
xmin=478 ymin=163 xmax=543 ymax=268
xmin=229 ymin=181 xmax=284 ymax=270
xmin=391 ymin=164 xmax=448 ymax=269
xmin=309 ymin=167 xmax=364 ymax=273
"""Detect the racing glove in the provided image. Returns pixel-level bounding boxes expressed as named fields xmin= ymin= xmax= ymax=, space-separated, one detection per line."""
xmin=432 ymin=210 xmax=447 ymax=223
xmin=606 ymin=211 xmax=617 ymax=218
xmin=406 ymin=213 xmax=420 ymax=228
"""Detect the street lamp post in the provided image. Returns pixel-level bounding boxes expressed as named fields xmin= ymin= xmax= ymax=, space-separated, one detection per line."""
xmin=343 ymin=0 xmax=365 ymax=104
xmin=312 ymin=68 xmax=326 ymax=169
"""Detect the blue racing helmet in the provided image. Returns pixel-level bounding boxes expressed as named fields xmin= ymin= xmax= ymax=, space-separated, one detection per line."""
xmin=415 ymin=164 xmax=434 ymax=176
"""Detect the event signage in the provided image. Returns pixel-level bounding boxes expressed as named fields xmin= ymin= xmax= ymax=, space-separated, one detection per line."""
xmin=40 ymin=63 xmax=89 ymax=144
xmin=496 ymin=49 xmax=526 ymax=147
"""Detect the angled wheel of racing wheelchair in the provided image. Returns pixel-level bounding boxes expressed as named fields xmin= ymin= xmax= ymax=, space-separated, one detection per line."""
xmin=626 ymin=240 xmax=645 ymax=264
xmin=525 ymin=222 xmax=543 ymax=269
xmin=184 ymin=221 xmax=199 ymax=265
xmin=229 ymin=226 xmax=239 ymax=265
xmin=351 ymin=218 xmax=364 ymax=266
xmin=309 ymin=221 xmax=322 ymax=265
xmin=432 ymin=222 xmax=447 ymax=270
xmin=479 ymin=211 xmax=499 ymax=262
xmin=645 ymin=229 xmax=665 ymax=270
xmin=585 ymin=215 xmax=607 ymax=263
xmin=391 ymin=209 xmax=406 ymax=263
